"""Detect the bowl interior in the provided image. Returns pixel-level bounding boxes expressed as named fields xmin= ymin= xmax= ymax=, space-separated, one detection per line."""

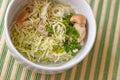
xmin=5 ymin=0 xmax=96 ymax=71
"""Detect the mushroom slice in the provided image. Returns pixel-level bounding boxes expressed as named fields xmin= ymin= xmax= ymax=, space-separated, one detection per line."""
xmin=70 ymin=14 xmax=86 ymax=26
xmin=74 ymin=24 xmax=86 ymax=43
xmin=70 ymin=14 xmax=86 ymax=43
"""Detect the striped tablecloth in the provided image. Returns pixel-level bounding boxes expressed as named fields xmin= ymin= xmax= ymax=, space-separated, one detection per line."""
xmin=0 ymin=0 xmax=120 ymax=80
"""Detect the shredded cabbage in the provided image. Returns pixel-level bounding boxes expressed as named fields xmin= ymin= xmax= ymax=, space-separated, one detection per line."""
xmin=10 ymin=0 xmax=80 ymax=65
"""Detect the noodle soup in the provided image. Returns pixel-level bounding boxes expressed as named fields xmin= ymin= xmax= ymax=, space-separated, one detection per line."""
xmin=10 ymin=0 xmax=87 ymax=64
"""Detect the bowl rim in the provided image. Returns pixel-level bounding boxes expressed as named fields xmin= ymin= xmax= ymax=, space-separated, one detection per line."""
xmin=4 ymin=0 xmax=96 ymax=71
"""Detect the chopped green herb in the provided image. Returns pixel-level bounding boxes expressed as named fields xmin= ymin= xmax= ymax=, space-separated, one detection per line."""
xmin=63 ymin=38 xmax=80 ymax=53
xmin=62 ymin=13 xmax=80 ymax=53
xmin=63 ymin=13 xmax=79 ymax=40
xmin=45 ymin=24 xmax=54 ymax=35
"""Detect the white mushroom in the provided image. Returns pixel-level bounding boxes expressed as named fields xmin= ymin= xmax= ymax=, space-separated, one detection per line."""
xmin=70 ymin=14 xmax=86 ymax=43
xmin=74 ymin=24 xmax=86 ymax=43
xmin=70 ymin=14 xmax=86 ymax=26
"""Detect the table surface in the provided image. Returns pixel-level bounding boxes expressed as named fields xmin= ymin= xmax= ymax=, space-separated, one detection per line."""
xmin=0 ymin=0 xmax=120 ymax=80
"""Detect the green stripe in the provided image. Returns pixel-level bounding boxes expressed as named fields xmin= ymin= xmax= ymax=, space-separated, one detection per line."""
xmin=0 ymin=0 xmax=3 ymax=7
xmin=84 ymin=0 xmax=104 ymax=79
xmin=95 ymin=0 xmax=104 ymax=27
xmin=55 ymin=73 xmax=61 ymax=80
xmin=112 ymin=32 xmax=120 ymax=80
xmin=90 ymin=0 xmax=95 ymax=9
xmin=84 ymin=47 xmax=95 ymax=80
xmin=15 ymin=65 xmax=23 ymax=80
xmin=103 ymin=0 xmax=120 ymax=79
xmin=94 ymin=0 xmax=112 ymax=79
xmin=24 ymin=70 xmax=32 ymax=80
xmin=0 ymin=19 xmax=4 ymax=39
xmin=74 ymin=61 xmax=83 ymax=80
xmin=0 ymin=0 xmax=10 ymax=23
xmin=45 ymin=74 xmax=51 ymax=80
xmin=0 ymin=0 xmax=10 ymax=39
xmin=84 ymin=0 xmax=103 ymax=79
xmin=65 ymin=69 xmax=72 ymax=80
xmin=0 ymin=43 xmax=8 ymax=73
xmin=35 ymin=73 xmax=41 ymax=80
xmin=4 ymin=56 xmax=15 ymax=80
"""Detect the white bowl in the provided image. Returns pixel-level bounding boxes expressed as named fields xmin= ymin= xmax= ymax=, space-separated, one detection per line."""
xmin=4 ymin=0 xmax=96 ymax=74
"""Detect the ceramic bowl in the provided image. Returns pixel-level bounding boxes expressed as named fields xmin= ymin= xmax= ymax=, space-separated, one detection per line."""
xmin=4 ymin=0 xmax=96 ymax=74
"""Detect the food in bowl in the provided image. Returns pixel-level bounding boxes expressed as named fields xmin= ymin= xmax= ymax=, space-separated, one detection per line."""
xmin=10 ymin=0 xmax=87 ymax=65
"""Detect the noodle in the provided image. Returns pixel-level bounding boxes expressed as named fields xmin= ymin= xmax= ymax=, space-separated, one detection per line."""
xmin=10 ymin=0 xmax=81 ymax=65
